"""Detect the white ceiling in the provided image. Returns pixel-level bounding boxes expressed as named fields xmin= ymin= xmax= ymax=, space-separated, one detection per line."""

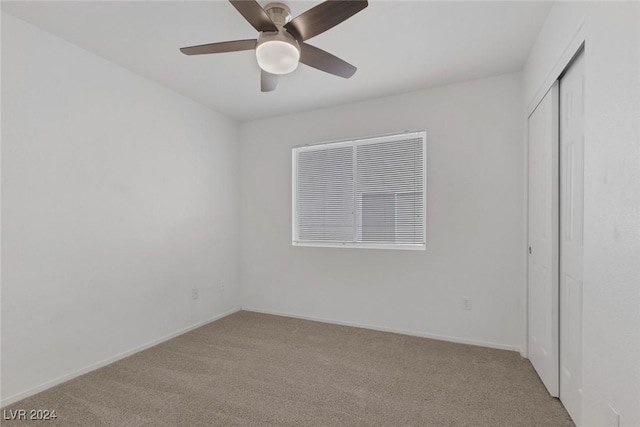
xmin=2 ymin=1 xmax=552 ymax=121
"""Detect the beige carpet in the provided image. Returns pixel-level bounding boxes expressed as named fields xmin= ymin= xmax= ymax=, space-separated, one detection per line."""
xmin=2 ymin=311 xmax=573 ymax=426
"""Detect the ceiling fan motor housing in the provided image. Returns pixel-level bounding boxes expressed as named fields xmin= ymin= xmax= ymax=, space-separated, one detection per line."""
xmin=263 ymin=2 xmax=292 ymax=26
xmin=258 ymin=2 xmax=298 ymax=52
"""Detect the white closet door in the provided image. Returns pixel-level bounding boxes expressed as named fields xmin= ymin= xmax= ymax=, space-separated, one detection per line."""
xmin=559 ymin=51 xmax=585 ymax=426
xmin=527 ymin=82 xmax=560 ymax=397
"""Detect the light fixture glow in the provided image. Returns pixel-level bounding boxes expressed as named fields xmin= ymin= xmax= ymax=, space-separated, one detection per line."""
xmin=256 ymin=40 xmax=300 ymax=75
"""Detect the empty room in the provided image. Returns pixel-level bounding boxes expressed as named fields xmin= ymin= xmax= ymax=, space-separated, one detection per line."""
xmin=1 ymin=0 xmax=639 ymax=426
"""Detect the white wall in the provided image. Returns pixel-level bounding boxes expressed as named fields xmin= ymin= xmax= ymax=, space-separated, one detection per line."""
xmin=240 ymin=73 xmax=525 ymax=352
xmin=1 ymin=13 xmax=241 ymax=404
xmin=523 ymin=2 xmax=640 ymax=426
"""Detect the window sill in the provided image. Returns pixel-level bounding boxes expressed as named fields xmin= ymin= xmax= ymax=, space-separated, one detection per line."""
xmin=292 ymin=241 xmax=426 ymax=251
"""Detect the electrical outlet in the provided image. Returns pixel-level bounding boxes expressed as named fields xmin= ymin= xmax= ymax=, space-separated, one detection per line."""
xmin=191 ymin=288 xmax=199 ymax=300
xmin=218 ymin=282 xmax=226 ymax=293
xmin=462 ymin=297 xmax=472 ymax=310
xmin=606 ymin=404 xmax=620 ymax=427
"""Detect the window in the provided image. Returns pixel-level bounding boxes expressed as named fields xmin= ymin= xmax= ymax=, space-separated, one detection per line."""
xmin=292 ymin=131 xmax=426 ymax=250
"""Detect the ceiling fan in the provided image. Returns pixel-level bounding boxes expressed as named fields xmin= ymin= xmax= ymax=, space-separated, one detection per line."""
xmin=180 ymin=0 xmax=368 ymax=92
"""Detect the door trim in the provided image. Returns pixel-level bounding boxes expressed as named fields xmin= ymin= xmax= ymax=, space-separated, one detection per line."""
xmin=526 ymin=21 xmax=585 ymax=117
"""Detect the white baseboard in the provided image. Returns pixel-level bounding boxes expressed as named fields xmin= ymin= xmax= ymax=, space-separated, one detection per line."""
xmin=1 ymin=307 xmax=241 ymax=408
xmin=242 ymin=307 xmax=521 ymax=353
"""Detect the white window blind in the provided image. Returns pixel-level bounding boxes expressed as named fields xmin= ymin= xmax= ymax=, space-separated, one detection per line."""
xmin=293 ymin=131 xmax=426 ymax=250
xmin=296 ymin=146 xmax=354 ymax=242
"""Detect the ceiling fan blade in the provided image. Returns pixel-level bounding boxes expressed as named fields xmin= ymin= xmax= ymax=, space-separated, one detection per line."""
xmin=299 ymin=43 xmax=357 ymax=78
xmin=284 ymin=0 xmax=368 ymax=41
xmin=261 ymin=70 xmax=279 ymax=92
xmin=229 ymin=0 xmax=278 ymax=32
xmin=180 ymin=39 xmax=257 ymax=55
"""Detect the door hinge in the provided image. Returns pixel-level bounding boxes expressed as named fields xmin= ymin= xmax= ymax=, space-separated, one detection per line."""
xmin=529 ymin=246 xmax=532 ymax=254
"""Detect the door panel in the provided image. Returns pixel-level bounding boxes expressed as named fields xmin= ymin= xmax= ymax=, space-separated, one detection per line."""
xmin=559 ymin=50 xmax=585 ymax=426
xmin=527 ymin=82 xmax=560 ymax=397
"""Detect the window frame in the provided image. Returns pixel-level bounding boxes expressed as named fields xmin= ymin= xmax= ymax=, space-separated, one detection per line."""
xmin=292 ymin=130 xmax=427 ymax=250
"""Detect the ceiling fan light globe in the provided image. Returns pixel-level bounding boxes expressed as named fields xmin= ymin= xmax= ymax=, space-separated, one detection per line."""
xmin=256 ymin=40 xmax=300 ymax=75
